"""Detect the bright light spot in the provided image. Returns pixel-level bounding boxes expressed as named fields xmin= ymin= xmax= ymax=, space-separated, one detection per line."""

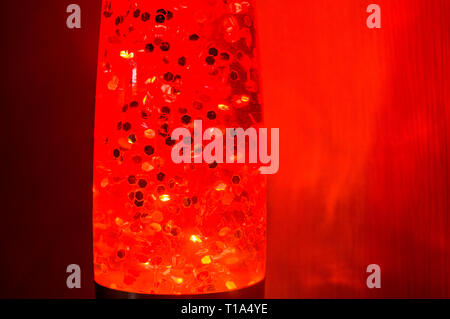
xmin=241 ymin=95 xmax=250 ymax=102
xmin=218 ymin=103 xmax=230 ymax=111
xmin=132 ymin=67 xmax=137 ymax=85
xmin=120 ymin=50 xmax=134 ymax=59
xmin=172 ymin=276 xmax=183 ymax=284
xmin=201 ymin=256 xmax=212 ymax=264
xmin=190 ymin=235 xmax=202 ymax=243
xmin=159 ymin=194 xmax=171 ymax=202
xmin=145 ymin=76 xmax=157 ymax=84
xmin=226 ymin=281 xmax=237 ymax=290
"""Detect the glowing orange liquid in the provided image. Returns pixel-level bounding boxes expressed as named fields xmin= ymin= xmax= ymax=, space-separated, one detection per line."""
xmin=93 ymin=0 xmax=266 ymax=295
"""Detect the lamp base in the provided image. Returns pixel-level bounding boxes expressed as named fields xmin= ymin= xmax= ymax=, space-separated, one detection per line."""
xmin=95 ymin=280 xmax=265 ymax=299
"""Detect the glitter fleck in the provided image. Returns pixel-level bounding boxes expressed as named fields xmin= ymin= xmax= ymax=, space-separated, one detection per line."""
xmin=159 ymin=194 xmax=171 ymax=202
xmin=160 ymin=42 xmax=170 ymax=51
xmin=141 ymin=162 xmax=154 ymax=172
xmin=172 ymin=276 xmax=183 ymax=284
xmin=226 ymin=281 xmax=237 ymax=290
xmin=190 ymin=235 xmax=202 ymax=243
xmin=120 ymin=50 xmax=134 ymax=59
xmin=145 ymin=43 xmax=155 ymax=52
xmin=207 ymin=111 xmax=217 ymax=120
xmin=100 ymin=178 xmax=109 ymax=188
xmin=144 ymin=145 xmax=155 ymax=156
xmin=144 ymin=129 xmax=156 ymax=139
xmin=201 ymin=255 xmax=212 ymax=264
xmin=189 ymin=34 xmax=199 ymax=41
xmin=215 ymin=183 xmax=227 ymax=191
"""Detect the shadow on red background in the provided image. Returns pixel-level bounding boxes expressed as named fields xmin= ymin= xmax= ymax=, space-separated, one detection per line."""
xmin=0 ymin=0 xmax=448 ymax=298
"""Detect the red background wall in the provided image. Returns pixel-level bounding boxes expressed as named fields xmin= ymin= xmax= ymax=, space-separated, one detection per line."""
xmin=260 ymin=0 xmax=449 ymax=298
xmin=0 ymin=0 xmax=448 ymax=298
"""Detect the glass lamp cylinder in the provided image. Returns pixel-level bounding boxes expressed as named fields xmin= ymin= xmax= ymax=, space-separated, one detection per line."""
xmin=93 ymin=0 xmax=266 ymax=297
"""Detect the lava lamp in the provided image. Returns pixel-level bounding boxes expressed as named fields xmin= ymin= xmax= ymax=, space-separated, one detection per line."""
xmin=93 ymin=0 xmax=266 ymax=298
